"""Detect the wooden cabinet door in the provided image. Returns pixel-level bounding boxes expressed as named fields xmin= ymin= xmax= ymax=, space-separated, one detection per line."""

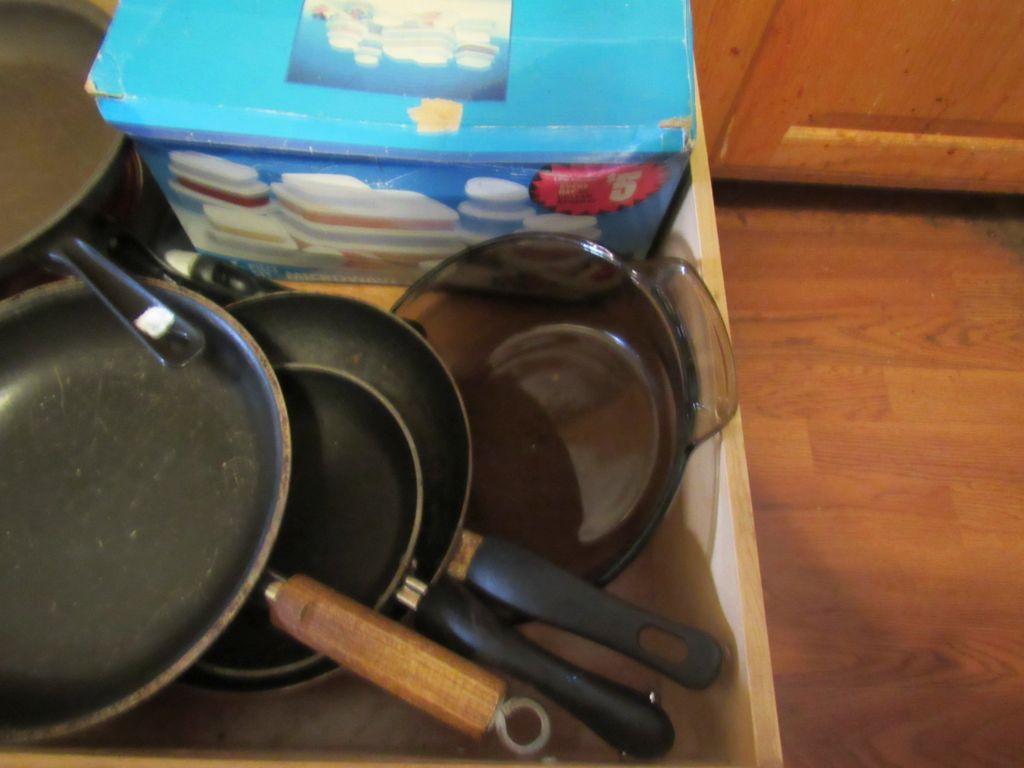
xmin=694 ymin=0 xmax=1024 ymax=192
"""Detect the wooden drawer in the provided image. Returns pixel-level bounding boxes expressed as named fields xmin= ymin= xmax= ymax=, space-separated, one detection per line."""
xmin=0 ymin=107 xmax=782 ymax=768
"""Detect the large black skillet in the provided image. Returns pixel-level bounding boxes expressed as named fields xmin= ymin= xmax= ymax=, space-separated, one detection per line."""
xmin=0 ymin=240 xmax=288 ymax=740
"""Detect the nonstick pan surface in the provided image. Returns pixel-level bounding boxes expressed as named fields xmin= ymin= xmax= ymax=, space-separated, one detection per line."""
xmin=0 ymin=0 xmax=122 ymax=268
xmin=192 ymin=364 xmax=422 ymax=687
xmin=0 ymin=279 xmax=290 ymax=740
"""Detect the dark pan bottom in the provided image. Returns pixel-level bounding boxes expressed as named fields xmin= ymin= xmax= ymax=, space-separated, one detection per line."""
xmin=189 ymin=365 xmax=421 ymax=688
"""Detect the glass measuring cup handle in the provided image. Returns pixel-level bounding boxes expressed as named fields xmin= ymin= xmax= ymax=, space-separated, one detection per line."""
xmin=632 ymin=256 xmax=738 ymax=447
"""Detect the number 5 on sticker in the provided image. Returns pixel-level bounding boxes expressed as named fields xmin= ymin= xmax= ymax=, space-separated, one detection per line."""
xmin=608 ymin=171 xmax=643 ymax=203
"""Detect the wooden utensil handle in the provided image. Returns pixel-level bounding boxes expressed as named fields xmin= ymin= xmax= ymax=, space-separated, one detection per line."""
xmin=267 ymin=575 xmax=505 ymax=739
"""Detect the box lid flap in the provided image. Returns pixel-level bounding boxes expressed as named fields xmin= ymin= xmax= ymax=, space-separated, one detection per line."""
xmin=89 ymin=0 xmax=694 ymax=159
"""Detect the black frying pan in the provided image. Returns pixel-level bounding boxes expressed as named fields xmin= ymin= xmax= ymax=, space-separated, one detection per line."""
xmin=0 ymin=0 xmax=125 ymax=282
xmin=189 ymin=362 xmax=423 ymax=687
xmin=0 ymin=244 xmax=532 ymax=747
xmin=246 ymin=363 xmax=551 ymax=756
xmin=0 ymin=245 xmax=289 ymax=740
xmin=192 ymin=293 xmax=470 ymax=687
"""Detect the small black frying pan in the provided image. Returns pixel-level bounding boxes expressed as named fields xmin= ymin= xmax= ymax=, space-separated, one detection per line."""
xmin=189 ymin=362 xmax=423 ymax=686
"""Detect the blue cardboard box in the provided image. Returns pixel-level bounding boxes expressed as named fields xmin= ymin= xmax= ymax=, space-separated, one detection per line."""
xmin=89 ymin=0 xmax=696 ymax=283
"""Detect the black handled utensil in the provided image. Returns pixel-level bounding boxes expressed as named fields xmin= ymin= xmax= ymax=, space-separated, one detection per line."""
xmin=410 ymin=578 xmax=675 ymax=759
xmin=456 ymin=534 xmax=722 ymax=689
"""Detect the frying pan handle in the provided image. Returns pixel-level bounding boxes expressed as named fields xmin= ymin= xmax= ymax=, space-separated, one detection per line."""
xmin=415 ymin=578 xmax=675 ymax=759
xmin=107 ymin=227 xmax=281 ymax=305
xmin=633 ymin=254 xmax=737 ymax=447
xmin=460 ymin=535 xmax=723 ymax=690
xmin=173 ymin=251 xmax=282 ymax=302
xmin=46 ymin=238 xmax=205 ymax=367
xmin=266 ymin=575 xmax=507 ymax=742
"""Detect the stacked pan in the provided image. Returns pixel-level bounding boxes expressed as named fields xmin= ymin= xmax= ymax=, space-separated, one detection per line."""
xmin=0 ymin=230 xmax=736 ymax=758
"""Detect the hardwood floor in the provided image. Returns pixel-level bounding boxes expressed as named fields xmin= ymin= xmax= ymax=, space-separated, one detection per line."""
xmin=715 ymin=182 xmax=1024 ymax=768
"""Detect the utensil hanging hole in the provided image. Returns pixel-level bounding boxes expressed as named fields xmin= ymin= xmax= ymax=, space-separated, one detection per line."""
xmin=638 ymin=625 xmax=689 ymax=663
xmin=493 ymin=696 xmax=551 ymax=755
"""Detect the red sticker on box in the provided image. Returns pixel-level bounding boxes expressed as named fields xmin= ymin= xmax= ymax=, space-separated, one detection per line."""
xmin=530 ymin=163 xmax=668 ymax=215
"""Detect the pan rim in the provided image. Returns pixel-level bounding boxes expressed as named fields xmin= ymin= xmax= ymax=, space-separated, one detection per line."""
xmin=0 ymin=277 xmax=292 ymax=743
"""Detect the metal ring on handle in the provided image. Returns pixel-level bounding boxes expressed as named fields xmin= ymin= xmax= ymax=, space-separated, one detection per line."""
xmin=492 ymin=696 xmax=551 ymax=756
